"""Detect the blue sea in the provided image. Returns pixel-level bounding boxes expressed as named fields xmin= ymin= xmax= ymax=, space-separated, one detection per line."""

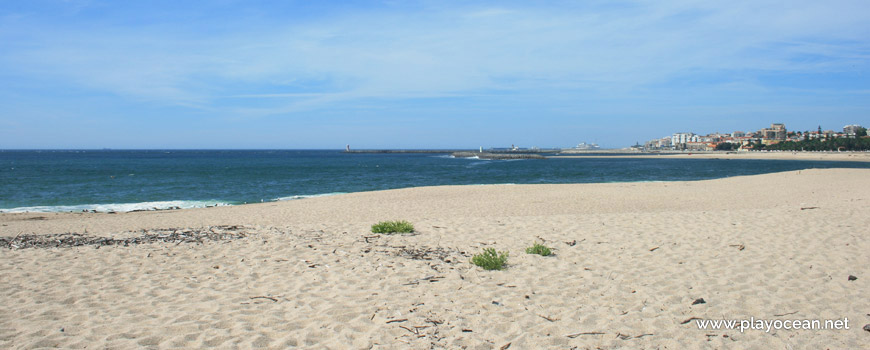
xmin=2 ymin=150 xmax=868 ymax=213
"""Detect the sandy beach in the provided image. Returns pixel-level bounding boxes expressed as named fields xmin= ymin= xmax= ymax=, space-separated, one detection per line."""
xmin=1 ymin=168 xmax=868 ymax=349
xmin=552 ymin=151 xmax=870 ymax=162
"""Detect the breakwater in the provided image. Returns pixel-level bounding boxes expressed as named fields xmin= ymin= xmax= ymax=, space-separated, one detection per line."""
xmin=344 ymin=150 xmax=462 ymax=154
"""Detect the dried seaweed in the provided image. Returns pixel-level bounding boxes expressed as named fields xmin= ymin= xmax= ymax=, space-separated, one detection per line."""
xmin=1 ymin=225 xmax=249 ymax=249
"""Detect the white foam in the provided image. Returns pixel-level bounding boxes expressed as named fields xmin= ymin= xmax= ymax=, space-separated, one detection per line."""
xmin=0 ymin=200 xmax=231 ymax=213
xmin=273 ymin=192 xmax=345 ymax=201
xmin=432 ymin=154 xmax=481 ymax=159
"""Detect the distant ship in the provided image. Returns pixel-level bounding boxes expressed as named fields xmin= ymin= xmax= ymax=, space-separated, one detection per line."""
xmin=573 ymin=142 xmax=600 ymax=150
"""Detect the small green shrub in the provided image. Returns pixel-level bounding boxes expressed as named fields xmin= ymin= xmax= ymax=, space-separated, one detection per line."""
xmin=471 ymin=248 xmax=509 ymax=270
xmin=525 ymin=243 xmax=552 ymax=256
xmin=371 ymin=220 xmax=415 ymax=234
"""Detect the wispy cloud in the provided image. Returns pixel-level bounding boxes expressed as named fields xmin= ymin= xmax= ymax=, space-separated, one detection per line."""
xmin=3 ymin=2 xmax=868 ymax=109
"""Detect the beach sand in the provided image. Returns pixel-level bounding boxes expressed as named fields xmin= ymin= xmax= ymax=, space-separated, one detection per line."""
xmin=552 ymin=151 xmax=870 ymax=162
xmin=1 ymin=168 xmax=868 ymax=349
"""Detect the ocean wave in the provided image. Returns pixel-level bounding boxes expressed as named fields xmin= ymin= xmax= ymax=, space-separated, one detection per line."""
xmin=432 ymin=155 xmax=481 ymax=160
xmin=0 ymin=200 xmax=232 ymax=213
xmin=273 ymin=192 xmax=345 ymax=201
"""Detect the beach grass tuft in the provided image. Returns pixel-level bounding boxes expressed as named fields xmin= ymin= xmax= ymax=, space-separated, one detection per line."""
xmin=525 ymin=242 xmax=552 ymax=256
xmin=371 ymin=220 xmax=415 ymax=234
xmin=471 ymin=248 xmax=509 ymax=270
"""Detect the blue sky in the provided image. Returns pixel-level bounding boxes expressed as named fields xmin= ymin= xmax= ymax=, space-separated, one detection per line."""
xmin=1 ymin=0 xmax=868 ymax=149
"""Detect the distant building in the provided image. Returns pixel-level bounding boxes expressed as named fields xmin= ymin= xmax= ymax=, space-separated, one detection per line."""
xmin=672 ymin=132 xmax=695 ymax=146
xmin=644 ymin=136 xmax=673 ymax=150
xmin=660 ymin=137 xmax=673 ymax=148
xmin=732 ymin=131 xmax=746 ymax=138
xmin=759 ymin=123 xmax=787 ymax=141
xmin=844 ymin=124 xmax=864 ymax=136
xmin=686 ymin=142 xmax=714 ymax=151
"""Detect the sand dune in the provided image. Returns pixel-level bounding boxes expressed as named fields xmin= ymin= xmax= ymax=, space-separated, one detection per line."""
xmin=1 ymin=169 xmax=868 ymax=349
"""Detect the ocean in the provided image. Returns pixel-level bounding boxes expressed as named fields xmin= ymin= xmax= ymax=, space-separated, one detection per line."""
xmin=2 ymin=150 xmax=868 ymax=213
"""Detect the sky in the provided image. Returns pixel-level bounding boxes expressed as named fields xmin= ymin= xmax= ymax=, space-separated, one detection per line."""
xmin=1 ymin=0 xmax=869 ymax=149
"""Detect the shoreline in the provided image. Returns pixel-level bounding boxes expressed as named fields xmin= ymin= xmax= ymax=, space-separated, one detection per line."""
xmin=2 ymin=168 xmax=868 ymax=235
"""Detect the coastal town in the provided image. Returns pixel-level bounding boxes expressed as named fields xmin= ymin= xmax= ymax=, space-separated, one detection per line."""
xmin=640 ymin=123 xmax=868 ymax=151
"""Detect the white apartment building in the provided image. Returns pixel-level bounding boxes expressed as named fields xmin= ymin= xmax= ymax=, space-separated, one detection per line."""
xmin=672 ymin=132 xmax=695 ymax=145
xmin=844 ymin=124 xmax=864 ymax=135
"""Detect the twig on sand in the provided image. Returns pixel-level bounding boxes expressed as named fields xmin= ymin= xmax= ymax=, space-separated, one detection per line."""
xmin=538 ymin=314 xmax=559 ymax=322
xmin=249 ymin=296 xmax=278 ymax=302
xmin=386 ymin=318 xmax=408 ymax=324
xmin=774 ymin=311 xmax=798 ymax=317
xmin=403 ymin=275 xmax=444 ymax=285
xmin=649 ymin=246 xmax=660 ymax=252
xmin=398 ymin=325 xmax=416 ymax=334
xmin=616 ymin=332 xmax=654 ymax=340
xmin=681 ymin=317 xmax=702 ymax=324
xmin=800 ymin=206 xmax=819 ymax=210
xmin=500 ymin=343 xmax=511 ymax=350
xmin=566 ymin=331 xmax=605 ymax=338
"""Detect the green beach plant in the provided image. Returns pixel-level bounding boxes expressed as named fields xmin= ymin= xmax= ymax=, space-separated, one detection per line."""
xmin=471 ymin=248 xmax=509 ymax=270
xmin=525 ymin=242 xmax=552 ymax=256
xmin=371 ymin=220 xmax=415 ymax=234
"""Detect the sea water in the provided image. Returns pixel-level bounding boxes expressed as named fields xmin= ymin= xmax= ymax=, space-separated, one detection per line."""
xmin=1 ymin=150 xmax=868 ymax=212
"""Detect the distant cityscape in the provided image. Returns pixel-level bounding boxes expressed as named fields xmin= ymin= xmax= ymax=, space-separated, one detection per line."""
xmin=638 ymin=123 xmax=868 ymax=151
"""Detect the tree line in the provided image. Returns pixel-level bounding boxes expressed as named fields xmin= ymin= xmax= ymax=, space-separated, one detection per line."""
xmin=758 ymin=136 xmax=870 ymax=151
